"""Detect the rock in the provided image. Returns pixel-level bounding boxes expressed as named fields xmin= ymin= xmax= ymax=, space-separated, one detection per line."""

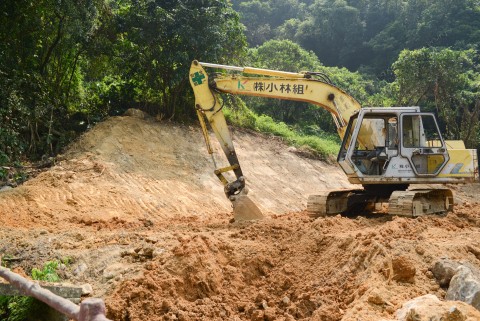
xmin=392 ymin=256 xmax=416 ymax=283
xmin=73 ymin=262 xmax=88 ymax=276
xmin=396 ymin=294 xmax=480 ymax=321
xmin=415 ymin=245 xmax=426 ymax=255
xmin=153 ymin=248 xmax=166 ymax=258
xmin=121 ymin=248 xmax=137 ymax=258
xmin=261 ymin=300 xmax=268 ymax=309
xmin=124 ymin=108 xmax=145 ymax=119
xmin=251 ymin=309 xmax=264 ymax=321
xmin=446 ymin=265 xmax=480 ymax=310
xmin=0 ymin=185 xmax=13 ymax=192
xmin=81 ymin=283 xmax=93 ymax=295
xmin=432 ymin=258 xmax=461 ymax=287
xmin=281 ymin=296 xmax=290 ymax=306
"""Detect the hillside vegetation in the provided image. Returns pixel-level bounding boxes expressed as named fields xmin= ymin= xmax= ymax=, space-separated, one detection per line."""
xmin=1 ymin=0 xmax=479 ymax=179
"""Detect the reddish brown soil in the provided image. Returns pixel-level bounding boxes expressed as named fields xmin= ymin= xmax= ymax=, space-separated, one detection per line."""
xmin=0 ymin=114 xmax=479 ymax=320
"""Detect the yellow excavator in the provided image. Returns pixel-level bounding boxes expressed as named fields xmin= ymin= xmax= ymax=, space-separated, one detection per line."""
xmin=189 ymin=60 xmax=478 ymax=221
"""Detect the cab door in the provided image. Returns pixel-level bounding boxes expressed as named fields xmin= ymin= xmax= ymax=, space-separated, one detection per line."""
xmin=400 ymin=113 xmax=449 ymax=176
xmin=338 ymin=112 xmax=397 ymax=177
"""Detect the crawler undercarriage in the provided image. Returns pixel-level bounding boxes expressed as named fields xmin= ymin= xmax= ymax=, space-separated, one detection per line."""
xmin=307 ymin=185 xmax=454 ymax=217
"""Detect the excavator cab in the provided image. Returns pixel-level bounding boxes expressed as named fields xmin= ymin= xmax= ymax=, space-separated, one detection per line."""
xmin=311 ymin=107 xmax=457 ymax=217
xmin=338 ymin=113 xmax=393 ymax=176
xmin=337 ymin=108 xmax=449 ymax=182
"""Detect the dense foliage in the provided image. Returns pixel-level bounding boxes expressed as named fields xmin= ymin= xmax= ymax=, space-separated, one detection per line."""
xmin=0 ymin=0 xmax=107 ymax=164
xmin=1 ymin=0 xmax=479 ymax=170
xmin=0 ymin=0 xmax=245 ymax=169
xmin=233 ymin=0 xmax=480 ymax=74
xmin=103 ymin=0 xmax=246 ymax=118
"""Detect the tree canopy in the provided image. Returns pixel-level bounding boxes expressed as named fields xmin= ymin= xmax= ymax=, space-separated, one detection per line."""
xmin=0 ymin=0 xmax=245 ymax=172
xmin=235 ymin=0 xmax=480 ymax=75
xmin=392 ymin=48 xmax=480 ymax=147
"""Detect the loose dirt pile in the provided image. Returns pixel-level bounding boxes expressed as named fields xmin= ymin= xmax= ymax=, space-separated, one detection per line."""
xmin=0 ymin=113 xmax=479 ymax=321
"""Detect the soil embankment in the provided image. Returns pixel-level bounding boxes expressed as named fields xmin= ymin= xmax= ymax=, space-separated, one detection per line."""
xmin=0 ymin=113 xmax=479 ymax=320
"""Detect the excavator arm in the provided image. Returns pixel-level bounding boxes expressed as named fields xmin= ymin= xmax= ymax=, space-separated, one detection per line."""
xmin=189 ymin=60 xmax=361 ymax=198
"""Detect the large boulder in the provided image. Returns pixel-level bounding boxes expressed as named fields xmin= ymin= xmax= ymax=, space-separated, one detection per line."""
xmin=396 ymin=294 xmax=480 ymax=321
xmin=446 ymin=265 xmax=480 ymax=311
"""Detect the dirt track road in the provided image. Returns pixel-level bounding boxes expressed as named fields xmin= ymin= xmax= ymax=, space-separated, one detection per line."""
xmin=1 ymin=114 xmax=480 ymax=320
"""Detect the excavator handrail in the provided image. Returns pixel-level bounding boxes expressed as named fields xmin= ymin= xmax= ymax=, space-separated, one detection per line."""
xmin=198 ymin=61 xmax=308 ymax=78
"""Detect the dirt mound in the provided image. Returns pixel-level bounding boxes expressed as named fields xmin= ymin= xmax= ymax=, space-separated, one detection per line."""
xmin=0 ymin=116 xmax=351 ymax=228
xmin=0 ymin=113 xmax=479 ymax=321
xmin=105 ymin=208 xmax=480 ymax=321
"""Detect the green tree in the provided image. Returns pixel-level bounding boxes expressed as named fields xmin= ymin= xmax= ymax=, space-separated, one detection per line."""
xmin=247 ymin=39 xmax=322 ymax=128
xmin=109 ymin=0 xmax=247 ymax=120
xmin=232 ymin=0 xmax=305 ymax=46
xmin=407 ymin=0 xmax=480 ymax=49
xmin=392 ymin=48 xmax=480 ymax=147
xmin=290 ymin=0 xmax=366 ymax=69
xmin=233 ymin=0 xmax=480 ymax=79
xmin=367 ymin=0 xmax=480 ymax=75
xmin=0 ymin=0 xmax=107 ymax=161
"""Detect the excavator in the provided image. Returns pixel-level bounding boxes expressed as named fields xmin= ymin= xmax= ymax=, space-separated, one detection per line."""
xmin=189 ymin=60 xmax=478 ymax=221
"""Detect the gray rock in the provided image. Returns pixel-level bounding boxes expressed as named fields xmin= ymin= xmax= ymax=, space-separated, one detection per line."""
xmin=0 ymin=186 xmax=13 ymax=192
xmin=432 ymin=258 xmax=461 ymax=287
xmin=281 ymin=296 xmax=290 ymax=306
xmin=81 ymin=283 xmax=93 ymax=295
xmin=446 ymin=265 xmax=480 ymax=310
xmin=73 ymin=262 xmax=88 ymax=276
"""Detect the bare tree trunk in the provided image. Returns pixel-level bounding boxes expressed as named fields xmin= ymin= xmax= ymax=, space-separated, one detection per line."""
xmin=40 ymin=14 xmax=64 ymax=76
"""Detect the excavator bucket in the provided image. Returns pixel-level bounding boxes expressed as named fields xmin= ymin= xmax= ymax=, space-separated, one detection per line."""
xmin=232 ymin=194 xmax=265 ymax=222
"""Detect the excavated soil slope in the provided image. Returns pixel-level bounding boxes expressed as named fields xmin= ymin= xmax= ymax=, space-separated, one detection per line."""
xmin=0 ymin=114 xmax=480 ymax=321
